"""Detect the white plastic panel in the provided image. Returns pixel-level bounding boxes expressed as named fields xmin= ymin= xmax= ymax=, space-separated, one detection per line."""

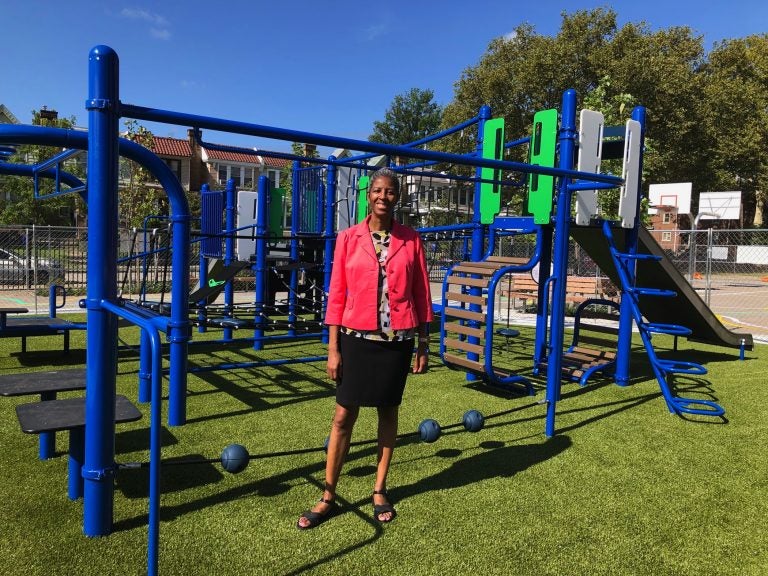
xmin=575 ymin=109 xmax=604 ymax=226
xmin=618 ymin=119 xmax=642 ymax=228
xmin=236 ymin=190 xmax=258 ymax=260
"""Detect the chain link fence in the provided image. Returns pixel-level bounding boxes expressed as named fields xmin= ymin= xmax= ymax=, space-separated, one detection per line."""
xmin=3 ymin=225 xmax=767 ymax=341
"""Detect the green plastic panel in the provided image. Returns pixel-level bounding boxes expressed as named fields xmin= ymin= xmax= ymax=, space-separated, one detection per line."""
xmin=356 ymin=175 xmax=369 ymax=223
xmin=269 ymin=187 xmax=285 ymax=237
xmin=479 ymin=117 xmax=505 ymax=224
xmin=527 ymin=108 xmax=558 ymax=224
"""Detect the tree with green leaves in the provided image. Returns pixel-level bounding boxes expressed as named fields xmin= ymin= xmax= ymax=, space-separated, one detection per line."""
xmin=440 ymin=8 xmax=730 ymax=221
xmin=121 ymin=119 xmax=160 ymax=228
xmin=0 ymin=110 xmax=83 ymax=226
xmin=700 ymin=34 xmax=768 ymax=226
xmin=369 ymin=88 xmax=443 ymax=145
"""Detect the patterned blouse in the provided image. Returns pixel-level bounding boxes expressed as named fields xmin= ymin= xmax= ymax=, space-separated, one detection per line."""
xmin=341 ymin=230 xmax=416 ymax=342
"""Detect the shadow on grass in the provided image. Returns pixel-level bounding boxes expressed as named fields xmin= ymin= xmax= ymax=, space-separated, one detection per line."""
xmin=392 ymin=434 xmax=572 ymax=502
xmin=182 ymin=365 xmax=335 ymax=425
xmin=115 ymin=456 xmax=224 ymax=498
xmin=11 ymin=348 xmax=87 ymax=367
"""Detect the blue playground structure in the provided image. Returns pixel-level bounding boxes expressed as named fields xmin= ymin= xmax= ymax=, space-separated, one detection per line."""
xmin=0 ymin=45 xmax=753 ymax=576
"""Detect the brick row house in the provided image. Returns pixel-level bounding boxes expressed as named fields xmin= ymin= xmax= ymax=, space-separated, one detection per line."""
xmin=142 ymin=128 xmax=289 ymax=208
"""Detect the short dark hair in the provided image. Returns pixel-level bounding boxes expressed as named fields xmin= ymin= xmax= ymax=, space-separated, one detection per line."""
xmin=369 ymin=167 xmax=401 ymax=195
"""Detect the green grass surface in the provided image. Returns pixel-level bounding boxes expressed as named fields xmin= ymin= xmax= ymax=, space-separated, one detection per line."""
xmin=1 ymin=320 xmax=766 ymax=575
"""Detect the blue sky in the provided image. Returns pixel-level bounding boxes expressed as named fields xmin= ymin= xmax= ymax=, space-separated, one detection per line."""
xmin=3 ymin=0 xmax=766 ymax=153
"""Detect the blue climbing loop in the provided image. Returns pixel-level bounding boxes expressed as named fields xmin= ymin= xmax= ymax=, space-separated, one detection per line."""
xmin=602 ymin=221 xmax=725 ymax=417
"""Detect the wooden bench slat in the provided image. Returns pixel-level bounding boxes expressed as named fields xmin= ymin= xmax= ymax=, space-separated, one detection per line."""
xmin=451 ymin=264 xmax=502 ymax=275
xmin=444 ymin=291 xmax=487 ymax=306
xmin=443 ymin=353 xmax=484 ymax=373
xmin=443 ymin=322 xmax=484 ymax=339
xmin=570 ymin=346 xmax=616 ymax=360
xmin=446 ymin=276 xmax=489 ymax=288
xmin=444 ymin=337 xmax=484 ymax=355
xmin=442 ymin=307 xmax=485 ymax=322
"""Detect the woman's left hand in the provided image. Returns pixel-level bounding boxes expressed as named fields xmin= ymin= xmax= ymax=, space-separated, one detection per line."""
xmin=412 ymin=346 xmax=429 ymax=373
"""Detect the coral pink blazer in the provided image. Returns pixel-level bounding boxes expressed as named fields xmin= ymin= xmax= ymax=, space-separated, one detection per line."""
xmin=325 ymin=216 xmax=433 ymax=331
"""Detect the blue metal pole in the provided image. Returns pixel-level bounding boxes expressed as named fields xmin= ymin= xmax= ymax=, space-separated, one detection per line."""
xmin=253 ymin=175 xmax=269 ymax=350
xmin=533 ymin=225 xmax=552 ymax=367
xmin=121 ymin=102 xmax=622 ymax=186
xmin=138 ymin=330 xmax=151 ymax=402
xmin=614 ymin=106 xmax=647 ymax=386
xmin=544 ymin=90 xmax=578 ymax=438
xmin=83 ymin=44 xmax=120 ymax=536
xmin=197 ymin=184 xmax=210 ymax=334
xmin=223 ymin=178 xmax=236 ymax=341
xmin=466 ymin=105 xmax=491 ymax=374
xmin=322 ymin=159 xmax=337 ymax=345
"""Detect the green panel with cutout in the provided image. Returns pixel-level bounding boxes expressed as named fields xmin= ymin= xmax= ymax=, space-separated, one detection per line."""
xmin=356 ymin=175 xmax=369 ymax=223
xmin=527 ymin=108 xmax=558 ymax=224
xmin=479 ymin=117 xmax=505 ymax=224
xmin=269 ymin=187 xmax=285 ymax=238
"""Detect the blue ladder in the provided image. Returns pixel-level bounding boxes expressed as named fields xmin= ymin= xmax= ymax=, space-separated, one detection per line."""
xmin=602 ymin=222 xmax=724 ymax=417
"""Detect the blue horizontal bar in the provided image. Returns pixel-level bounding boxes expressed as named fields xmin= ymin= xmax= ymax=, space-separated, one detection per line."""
xmin=120 ymin=103 xmax=623 ymax=186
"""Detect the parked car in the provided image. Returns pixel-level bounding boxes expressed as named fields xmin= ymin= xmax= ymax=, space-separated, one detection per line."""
xmin=0 ymin=247 xmax=64 ymax=285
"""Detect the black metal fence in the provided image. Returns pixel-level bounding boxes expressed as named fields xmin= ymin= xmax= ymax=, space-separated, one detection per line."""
xmin=3 ymin=224 xmax=767 ymax=340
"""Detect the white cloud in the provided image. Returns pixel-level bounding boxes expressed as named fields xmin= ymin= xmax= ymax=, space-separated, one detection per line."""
xmin=120 ymin=7 xmax=171 ymax=39
xmin=502 ymin=30 xmax=517 ymax=42
xmin=362 ymin=23 xmax=387 ymax=41
xmin=150 ymin=27 xmax=171 ymax=40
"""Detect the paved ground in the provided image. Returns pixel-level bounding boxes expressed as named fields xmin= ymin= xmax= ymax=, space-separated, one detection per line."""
xmin=3 ymin=277 xmax=766 ymax=343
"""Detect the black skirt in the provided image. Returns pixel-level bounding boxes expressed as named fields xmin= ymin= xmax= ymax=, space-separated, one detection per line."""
xmin=336 ymin=332 xmax=414 ymax=407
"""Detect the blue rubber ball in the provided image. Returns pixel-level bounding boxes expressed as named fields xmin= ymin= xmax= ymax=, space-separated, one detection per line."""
xmin=418 ymin=418 xmax=441 ymax=443
xmin=220 ymin=443 xmax=250 ymax=474
xmin=462 ymin=409 xmax=485 ymax=432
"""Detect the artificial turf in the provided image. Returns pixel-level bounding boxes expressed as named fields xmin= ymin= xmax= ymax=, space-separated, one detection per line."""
xmin=0 ymin=318 xmax=765 ymax=575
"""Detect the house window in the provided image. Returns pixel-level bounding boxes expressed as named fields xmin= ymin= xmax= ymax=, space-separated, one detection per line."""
xmin=662 ymin=232 xmax=672 ymax=242
xmin=216 ymin=164 xmax=254 ymax=188
xmin=165 ymin=159 xmax=182 ymax=182
xmin=268 ymin=169 xmax=280 ymax=190
xmin=243 ymin=167 xmax=254 ymax=189
xmin=663 ymin=212 xmax=673 ymax=224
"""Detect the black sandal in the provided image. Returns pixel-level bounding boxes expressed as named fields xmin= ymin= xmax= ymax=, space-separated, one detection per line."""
xmin=372 ymin=489 xmax=397 ymax=523
xmin=296 ymin=496 xmax=337 ymax=530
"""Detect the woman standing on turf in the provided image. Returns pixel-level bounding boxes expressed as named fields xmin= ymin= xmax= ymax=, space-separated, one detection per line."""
xmin=297 ymin=167 xmax=433 ymax=529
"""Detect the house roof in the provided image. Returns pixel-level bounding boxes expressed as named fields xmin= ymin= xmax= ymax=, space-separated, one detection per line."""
xmin=203 ymin=147 xmax=262 ymax=164
xmin=262 ymin=156 xmax=290 ymax=169
xmin=152 ymin=136 xmax=192 ymax=157
xmin=0 ymin=104 xmax=20 ymax=124
xmin=131 ymin=131 xmax=291 ymax=169
xmin=203 ymin=146 xmax=289 ymax=169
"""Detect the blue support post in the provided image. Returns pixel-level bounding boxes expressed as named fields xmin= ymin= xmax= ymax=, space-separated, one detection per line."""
xmin=37 ymin=280 xmax=59 ymax=457
xmin=223 ymin=178 xmax=236 ymax=342
xmin=322 ymin=159 xmax=337 ymax=345
xmin=533 ymin=225 xmax=552 ymax=367
xmin=545 ymin=90 xmax=578 ymax=438
xmin=253 ymin=175 xmax=269 ymax=350
xmin=83 ymin=45 xmax=120 ymax=537
xmin=138 ymin=329 xmax=151 ymax=402
xmin=614 ymin=106 xmax=647 ymax=386
xmin=68 ymin=427 xmax=85 ymax=500
xmin=197 ymin=184 xmax=210 ymax=334
xmin=466 ymin=105 xmax=491 ymax=376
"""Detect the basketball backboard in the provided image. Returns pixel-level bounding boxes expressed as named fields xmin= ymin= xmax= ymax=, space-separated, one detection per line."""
xmin=648 ymin=182 xmax=692 ymax=215
xmin=698 ymin=191 xmax=742 ymax=220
